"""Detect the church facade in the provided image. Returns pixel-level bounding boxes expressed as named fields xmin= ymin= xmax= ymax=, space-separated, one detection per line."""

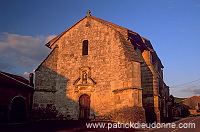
xmin=33 ymin=11 xmax=170 ymax=123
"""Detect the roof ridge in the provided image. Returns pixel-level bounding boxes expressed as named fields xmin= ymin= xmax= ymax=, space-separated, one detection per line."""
xmin=45 ymin=16 xmax=87 ymax=48
xmin=45 ymin=15 xmax=140 ymax=48
xmin=90 ymin=16 xmax=139 ymax=36
xmin=0 ymin=71 xmax=33 ymax=88
xmin=90 ymin=16 xmax=142 ymax=62
xmin=181 ymin=95 xmax=200 ymax=102
xmin=35 ymin=46 xmax=58 ymax=71
xmin=91 ymin=16 xmax=127 ymax=29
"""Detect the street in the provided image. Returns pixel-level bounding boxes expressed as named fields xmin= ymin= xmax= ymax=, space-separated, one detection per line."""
xmin=151 ymin=116 xmax=200 ymax=132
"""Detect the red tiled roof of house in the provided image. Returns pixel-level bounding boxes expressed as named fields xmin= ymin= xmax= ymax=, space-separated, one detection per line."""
xmin=180 ymin=95 xmax=200 ymax=102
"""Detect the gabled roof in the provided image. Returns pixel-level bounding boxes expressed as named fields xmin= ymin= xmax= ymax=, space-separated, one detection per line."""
xmin=0 ymin=71 xmax=33 ymax=88
xmin=46 ymin=15 xmax=146 ymax=49
xmin=45 ymin=13 xmax=163 ymax=65
xmin=180 ymin=95 xmax=200 ymax=102
xmin=45 ymin=16 xmax=87 ymax=48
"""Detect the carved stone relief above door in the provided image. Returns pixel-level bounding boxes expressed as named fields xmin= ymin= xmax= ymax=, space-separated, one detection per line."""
xmin=73 ymin=67 xmax=96 ymax=92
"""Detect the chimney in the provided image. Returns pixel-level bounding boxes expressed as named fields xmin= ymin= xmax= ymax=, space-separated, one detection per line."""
xmin=29 ymin=73 xmax=34 ymax=87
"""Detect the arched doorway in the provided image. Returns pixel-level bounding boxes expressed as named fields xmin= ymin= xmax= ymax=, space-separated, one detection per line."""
xmin=11 ymin=97 xmax=26 ymax=122
xmin=79 ymin=94 xmax=90 ymax=120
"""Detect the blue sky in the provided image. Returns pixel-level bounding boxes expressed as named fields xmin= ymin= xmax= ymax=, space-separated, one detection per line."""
xmin=0 ymin=0 xmax=200 ymax=98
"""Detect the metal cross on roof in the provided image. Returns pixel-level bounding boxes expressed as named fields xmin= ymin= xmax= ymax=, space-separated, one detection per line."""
xmin=87 ymin=10 xmax=91 ymax=16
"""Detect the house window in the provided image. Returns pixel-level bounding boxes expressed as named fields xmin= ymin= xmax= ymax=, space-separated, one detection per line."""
xmin=82 ymin=40 xmax=88 ymax=55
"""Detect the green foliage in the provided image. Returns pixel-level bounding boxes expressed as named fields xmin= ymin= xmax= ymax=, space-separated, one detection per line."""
xmin=174 ymin=97 xmax=186 ymax=103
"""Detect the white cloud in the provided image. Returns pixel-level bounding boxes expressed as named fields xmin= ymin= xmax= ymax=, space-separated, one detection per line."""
xmin=0 ymin=33 xmax=56 ymax=74
xmin=23 ymin=71 xmax=29 ymax=75
xmin=45 ymin=35 xmax=56 ymax=43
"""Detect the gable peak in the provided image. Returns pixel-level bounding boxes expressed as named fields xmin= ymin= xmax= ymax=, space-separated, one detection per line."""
xmin=87 ymin=10 xmax=91 ymax=16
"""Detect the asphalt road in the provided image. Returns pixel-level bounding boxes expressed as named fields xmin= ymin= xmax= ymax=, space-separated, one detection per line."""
xmin=151 ymin=116 xmax=200 ymax=132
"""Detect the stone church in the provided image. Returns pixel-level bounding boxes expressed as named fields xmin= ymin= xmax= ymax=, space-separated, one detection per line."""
xmin=33 ymin=11 xmax=171 ymax=123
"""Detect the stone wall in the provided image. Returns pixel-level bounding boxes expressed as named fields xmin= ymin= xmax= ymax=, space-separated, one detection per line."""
xmin=33 ymin=17 xmax=146 ymax=122
xmin=141 ymin=50 xmax=160 ymax=123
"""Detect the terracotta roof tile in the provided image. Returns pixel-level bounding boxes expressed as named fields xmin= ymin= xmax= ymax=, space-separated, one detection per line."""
xmin=180 ymin=95 xmax=200 ymax=102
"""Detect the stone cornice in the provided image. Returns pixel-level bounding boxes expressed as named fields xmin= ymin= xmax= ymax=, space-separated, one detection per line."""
xmin=112 ymin=87 xmax=142 ymax=93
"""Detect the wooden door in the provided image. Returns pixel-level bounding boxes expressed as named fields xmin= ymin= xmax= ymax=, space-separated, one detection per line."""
xmin=79 ymin=94 xmax=90 ymax=120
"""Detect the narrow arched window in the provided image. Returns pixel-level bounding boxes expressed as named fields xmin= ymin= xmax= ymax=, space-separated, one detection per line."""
xmin=82 ymin=40 xmax=88 ymax=55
